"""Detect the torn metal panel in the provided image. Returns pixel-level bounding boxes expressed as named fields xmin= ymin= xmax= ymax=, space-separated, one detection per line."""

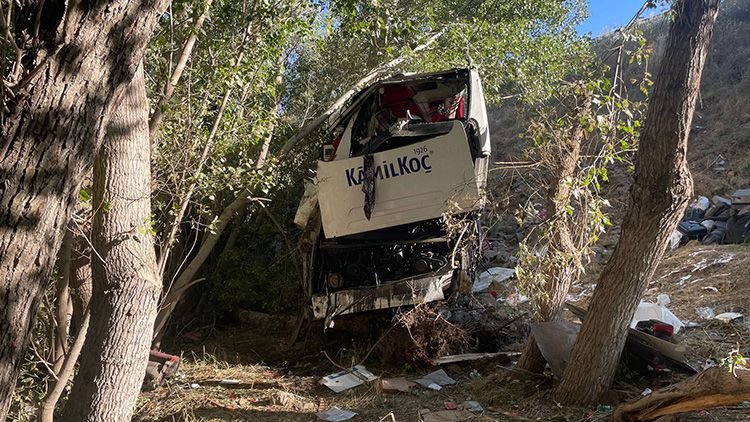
xmin=312 ymin=272 xmax=452 ymax=320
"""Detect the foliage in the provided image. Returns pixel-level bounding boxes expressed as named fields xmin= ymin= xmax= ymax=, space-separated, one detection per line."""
xmin=514 ymin=21 xmax=652 ymax=310
xmin=283 ymin=0 xmax=590 ymax=130
xmin=10 ymin=281 xmax=59 ymax=422
xmin=148 ymin=0 xmax=312 ymax=232
xmin=206 ymin=208 xmax=303 ymax=315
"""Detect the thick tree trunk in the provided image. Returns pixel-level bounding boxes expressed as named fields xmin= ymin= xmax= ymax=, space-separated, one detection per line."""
xmin=554 ymin=0 xmax=720 ymax=405
xmin=61 ymin=63 xmax=161 ymax=422
xmin=0 ymin=2 xmax=165 ymax=417
xmin=517 ymin=88 xmax=590 ymax=373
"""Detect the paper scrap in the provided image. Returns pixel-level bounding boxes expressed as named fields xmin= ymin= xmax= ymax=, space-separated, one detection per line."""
xmin=321 ymin=365 xmax=378 ymax=393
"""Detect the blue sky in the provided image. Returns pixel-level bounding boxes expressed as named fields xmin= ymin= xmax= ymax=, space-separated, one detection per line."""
xmin=578 ymin=0 xmax=670 ymax=37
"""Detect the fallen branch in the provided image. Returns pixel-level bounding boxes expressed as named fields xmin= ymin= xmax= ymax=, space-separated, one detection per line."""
xmin=614 ymin=366 xmax=750 ymax=421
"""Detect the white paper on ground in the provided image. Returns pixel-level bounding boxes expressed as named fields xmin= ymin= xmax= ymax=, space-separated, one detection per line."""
xmin=320 ymin=365 xmax=378 ymax=393
xmin=415 ymin=369 xmax=456 ymax=389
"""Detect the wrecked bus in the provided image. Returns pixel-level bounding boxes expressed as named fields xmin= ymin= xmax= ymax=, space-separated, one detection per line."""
xmin=294 ymin=68 xmax=491 ymax=323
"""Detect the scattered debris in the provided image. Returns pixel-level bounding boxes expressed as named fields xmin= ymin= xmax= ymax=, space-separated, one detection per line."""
xmin=272 ymin=391 xmax=316 ymax=411
xmin=377 ymin=377 xmax=416 ymax=394
xmin=429 ymin=351 xmax=519 ymax=366
xmin=714 ymin=312 xmax=743 ymax=323
xmin=189 ymin=383 xmax=200 ymax=389
xmin=641 ymin=388 xmax=653 ymax=396
xmin=530 ymin=320 xmax=580 ymax=378
xmin=567 ymin=302 xmax=697 ymax=375
xmin=219 ymin=379 xmax=240 ymax=386
xmin=144 ymin=350 xmax=181 ymax=390
xmin=696 ymin=307 xmax=716 ymax=319
xmin=316 ymin=407 xmax=358 ymax=421
xmin=418 ymin=408 xmax=474 ymax=422
xmin=472 ymin=267 xmax=515 ymax=292
xmin=502 ymin=292 xmax=529 ymax=305
xmin=731 ymin=189 xmax=750 ymax=210
xmin=460 ymin=401 xmax=483 ymax=413
xmin=631 ymin=298 xmax=685 ymax=334
xmin=596 ymin=404 xmax=614 ymax=414
xmin=444 ymin=401 xmax=457 ymax=410
xmin=415 ymin=369 xmax=456 ymax=390
xmin=320 ymin=365 xmax=378 ymax=393
xmin=669 ymin=229 xmax=683 ymax=250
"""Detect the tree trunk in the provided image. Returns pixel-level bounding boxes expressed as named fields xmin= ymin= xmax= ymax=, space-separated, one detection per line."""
xmin=0 ymin=2 xmax=165 ymax=417
xmin=52 ymin=224 xmax=74 ymax=374
xmin=37 ymin=311 xmax=91 ymax=422
xmin=70 ymin=215 xmax=94 ymax=331
xmin=553 ymin=0 xmax=720 ymax=405
xmin=61 ymin=63 xmax=161 ymax=422
xmin=517 ymin=88 xmax=590 ymax=373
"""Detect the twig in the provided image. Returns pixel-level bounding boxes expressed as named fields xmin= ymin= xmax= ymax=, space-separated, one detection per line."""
xmin=30 ymin=341 xmax=58 ymax=381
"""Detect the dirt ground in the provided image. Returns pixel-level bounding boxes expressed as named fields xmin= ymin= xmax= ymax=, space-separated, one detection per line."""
xmin=134 ymin=243 xmax=750 ymax=422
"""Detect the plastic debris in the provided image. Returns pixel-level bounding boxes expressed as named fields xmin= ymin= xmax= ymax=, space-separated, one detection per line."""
xmin=714 ymin=312 xmax=743 ymax=323
xmin=219 ymin=379 xmax=240 ymax=386
xmin=701 ymin=286 xmax=719 ymax=292
xmin=696 ymin=307 xmax=715 ymax=320
xmin=415 ymin=369 xmax=456 ymax=390
xmin=641 ymin=388 xmax=653 ymax=396
xmin=316 ymin=407 xmax=357 ymax=421
xmin=631 ymin=300 xmax=684 ymax=334
xmin=531 ymin=320 xmax=581 ymax=378
xmin=503 ymin=292 xmax=529 ymax=305
xmin=669 ymin=229 xmax=683 ymax=250
xmin=472 ymin=267 xmax=515 ymax=292
xmin=444 ymin=402 xmax=457 ymax=410
xmin=189 ymin=383 xmax=200 ymax=389
xmin=596 ymin=404 xmax=613 ymax=414
xmin=321 ymin=365 xmax=378 ymax=393
xmin=460 ymin=401 xmax=483 ymax=413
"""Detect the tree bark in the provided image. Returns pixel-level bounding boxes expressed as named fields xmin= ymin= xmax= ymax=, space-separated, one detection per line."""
xmin=517 ymin=88 xmax=590 ymax=373
xmin=553 ymin=0 xmax=720 ymax=405
xmin=61 ymin=63 xmax=161 ymax=422
xmin=0 ymin=1 xmax=165 ymax=418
